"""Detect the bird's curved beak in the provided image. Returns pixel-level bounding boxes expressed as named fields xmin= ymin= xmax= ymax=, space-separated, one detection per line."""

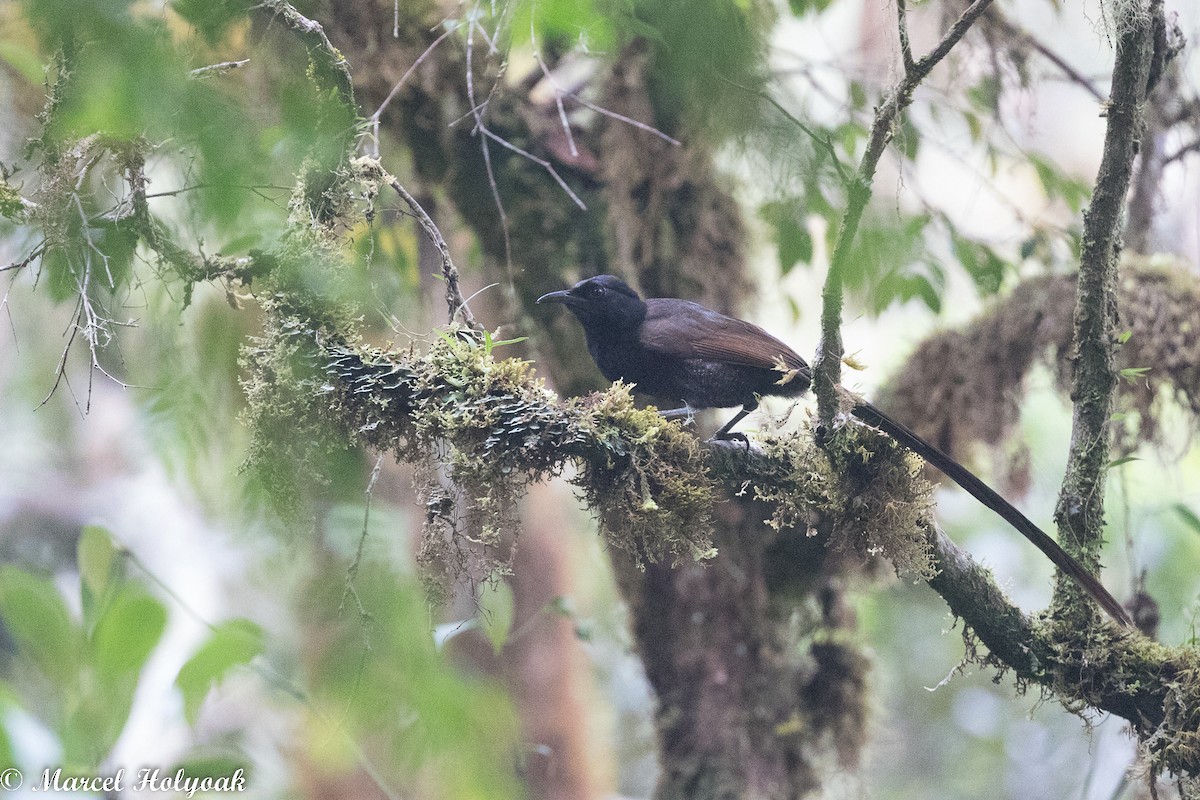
xmin=536 ymin=289 xmax=576 ymax=306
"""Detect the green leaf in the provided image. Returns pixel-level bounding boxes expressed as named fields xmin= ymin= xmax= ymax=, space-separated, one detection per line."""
xmin=951 ymin=233 xmax=1007 ymax=295
xmin=92 ymin=587 xmax=167 ymax=682
xmin=43 ymin=247 xmax=80 ymax=303
xmin=78 ymin=525 xmax=123 ymax=632
xmin=967 ymin=75 xmax=1002 ymax=112
xmin=848 ymin=81 xmax=867 ymax=112
xmin=787 ymin=0 xmax=835 ymax=14
xmin=898 ymin=112 xmax=920 ymax=161
xmin=1119 ymin=366 xmax=1150 ymax=381
xmin=78 ymin=525 xmax=116 ymax=597
xmin=759 ymin=201 xmax=812 ymax=275
xmin=509 ymin=0 xmax=620 ymax=52
xmin=1030 ymin=153 xmax=1091 ymax=212
xmin=170 ymin=755 xmax=250 ymax=785
xmin=1106 ymin=455 xmax=1140 ymax=468
xmin=175 ymin=619 xmax=265 ymax=725
xmin=171 ymin=0 xmax=254 ymax=44
xmin=0 ymin=566 xmax=80 ymax=683
xmin=480 ymin=581 xmax=514 ymax=655
xmin=1173 ymin=504 xmax=1200 ymax=536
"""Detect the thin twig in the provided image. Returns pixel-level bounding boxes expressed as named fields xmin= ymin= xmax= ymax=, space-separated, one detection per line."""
xmin=564 ymin=91 xmax=681 ymax=146
xmin=480 ymin=127 xmax=586 ymax=210
xmin=341 ymin=453 xmax=383 ymax=632
xmin=189 ymin=59 xmax=250 ymax=79
xmin=985 ymin=10 xmax=1104 ymax=101
xmin=1 ymin=242 xmax=46 ymax=274
xmin=368 ymin=24 xmax=457 ymax=158
xmin=813 ymin=0 xmax=995 ymax=426
xmin=386 ymin=174 xmax=478 ymax=328
xmin=465 ymin=17 xmax=513 ymax=270
xmin=533 ymin=52 xmax=579 ymax=158
xmin=141 ymin=183 xmax=292 ymax=200
xmin=1163 ymin=137 xmax=1200 ymax=164
xmin=721 ymin=77 xmax=849 ymax=187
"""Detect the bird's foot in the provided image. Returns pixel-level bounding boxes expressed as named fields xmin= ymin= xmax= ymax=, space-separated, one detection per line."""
xmin=708 ymin=430 xmax=752 ymax=451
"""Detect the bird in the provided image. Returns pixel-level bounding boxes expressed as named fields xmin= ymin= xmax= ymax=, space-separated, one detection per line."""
xmin=537 ymin=273 xmax=1133 ymax=628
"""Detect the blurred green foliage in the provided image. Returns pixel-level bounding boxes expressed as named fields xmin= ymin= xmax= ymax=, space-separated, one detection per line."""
xmin=0 ymin=526 xmax=248 ymax=769
xmin=506 ymin=0 xmax=625 ymax=53
xmin=24 ymin=1 xmax=263 ymax=227
xmin=0 ymin=523 xmax=524 ymax=798
xmin=301 ymin=561 xmax=524 ymax=800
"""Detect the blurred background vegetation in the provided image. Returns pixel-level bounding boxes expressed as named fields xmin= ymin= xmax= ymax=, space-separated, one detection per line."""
xmin=0 ymin=0 xmax=1198 ymax=798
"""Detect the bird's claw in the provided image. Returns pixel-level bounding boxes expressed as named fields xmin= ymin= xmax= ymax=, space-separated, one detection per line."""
xmin=709 ymin=431 xmax=752 ymax=451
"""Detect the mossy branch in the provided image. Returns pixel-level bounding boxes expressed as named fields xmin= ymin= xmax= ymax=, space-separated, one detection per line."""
xmin=236 ymin=297 xmax=1200 ymax=775
xmin=1053 ymin=0 xmax=1160 ymax=611
xmin=255 ymin=0 xmax=355 ymax=120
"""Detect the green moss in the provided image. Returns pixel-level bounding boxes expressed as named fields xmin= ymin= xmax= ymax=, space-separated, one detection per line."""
xmin=238 ymin=297 xmax=363 ymax=527
xmin=716 ymin=419 xmax=936 ymax=581
xmin=0 ymin=180 xmax=25 ymax=220
xmin=570 ymin=383 xmax=717 ymax=566
xmin=242 ymin=307 xmax=717 ymax=603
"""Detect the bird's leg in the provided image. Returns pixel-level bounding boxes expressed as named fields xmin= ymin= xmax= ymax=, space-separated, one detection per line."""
xmin=659 ymin=404 xmax=696 ymax=425
xmin=711 ymin=400 xmax=759 ymax=444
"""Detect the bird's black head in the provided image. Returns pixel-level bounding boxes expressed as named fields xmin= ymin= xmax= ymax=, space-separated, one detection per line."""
xmin=536 ymin=275 xmax=647 ymax=330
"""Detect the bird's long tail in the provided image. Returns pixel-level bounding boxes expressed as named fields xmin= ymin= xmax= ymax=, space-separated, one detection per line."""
xmin=851 ymin=400 xmax=1133 ymax=628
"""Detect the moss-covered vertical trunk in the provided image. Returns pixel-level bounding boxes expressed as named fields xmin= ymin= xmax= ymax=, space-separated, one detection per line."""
xmin=1052 ymin=1 xmax=1159 ymax=619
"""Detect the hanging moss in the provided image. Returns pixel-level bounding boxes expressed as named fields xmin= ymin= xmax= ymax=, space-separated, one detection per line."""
xmin=711 ymin=419 xmax=937 ymax=582
xmin=879 ymin=260 xmax=1200 ymax=490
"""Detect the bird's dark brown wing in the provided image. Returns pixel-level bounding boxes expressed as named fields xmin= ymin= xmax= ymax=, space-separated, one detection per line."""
xmin=641 ymin=299 xmax=809 ymax=372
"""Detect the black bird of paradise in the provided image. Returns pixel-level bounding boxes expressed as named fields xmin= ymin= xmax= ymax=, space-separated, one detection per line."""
xmin=538 ymin=274 xmax=1133 ymax=628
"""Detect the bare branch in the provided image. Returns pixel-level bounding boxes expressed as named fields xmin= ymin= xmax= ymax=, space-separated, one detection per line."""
xmin=1164 ymin=137 xmax=1200 ymax=164
xmin=255 ymin=0 xmax=354 ymax=113
xmin=897 ymin=0 xmax=916 ymax=74
xmin=533 ymin=52 xmax=579 ymax=158
xmin=189 ymin=59 xmax=250 ymax=79
xmin=984 ymin=10 xmax=1104 ymax=101
xmin=289 ymin=317 xmax=1190 ymax=748
xmin=479 ymin=127 xmax=586 ymax=211
xmin=368 ymin=24 xmax=457 ymax=158
xmin=465 ymin=18 xmax=513 ymax=270
xmin=563 ymin=91 xmax=681 ymax=146
xmin=380 ymin=167 xmax=478 ymax=328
